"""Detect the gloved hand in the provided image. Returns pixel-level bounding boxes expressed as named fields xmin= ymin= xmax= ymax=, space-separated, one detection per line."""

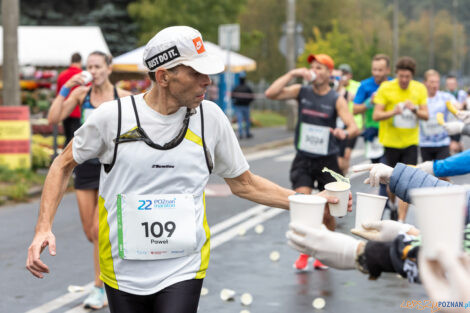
xmin=456 ymin=110 xmax=470 ymax=124
xmin=416 ymin=161 xmax=434 ymax=175
xmin=419 ymin=250 xmax=470 ymax=310
xmin=287 ymin=223 xmax=361 ymax=269
xmin=351 ymin=220 xmax=413 ymax=242
xmin=351 ymin=163 xmax=394 ymax=187
xmin=443 ymin=121 xmax=465 ymax=135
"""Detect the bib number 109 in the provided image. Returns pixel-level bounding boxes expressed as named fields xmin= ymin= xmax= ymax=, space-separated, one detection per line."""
xmin=141 ymin=221 xmax=176 ymax=238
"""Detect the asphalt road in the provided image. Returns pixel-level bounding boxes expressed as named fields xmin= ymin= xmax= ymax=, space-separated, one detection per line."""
xmin=2 ymin=140 xmax=469 ymax=313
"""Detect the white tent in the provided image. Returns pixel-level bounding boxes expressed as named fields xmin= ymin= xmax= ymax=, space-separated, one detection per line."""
xmin=0 ymin=26 xmax=110 ymax=67
xmin=113 ymin=41 xmax=256 ymax=73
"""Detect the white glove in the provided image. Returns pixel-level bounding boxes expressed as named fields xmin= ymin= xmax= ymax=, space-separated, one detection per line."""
xmin=419 ymin=250 xmax=470 ymax=310
xmin=456 ymin=110 xmax=470 ymax=124
xmin=351 ymin=163 xmax=394 ymax=187
xmin=286 ymin=223 xmax=361 ymax=269
xmin=443 ymin=121 xmax=465 ymax=135
xmin=416 ymin=161 xmax=434 ymax=175
xmin=350 ymin=220 xmax=412 ymax=242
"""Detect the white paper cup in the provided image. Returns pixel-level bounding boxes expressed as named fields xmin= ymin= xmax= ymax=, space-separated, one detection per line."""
xmin=354 ymin=192 xmax=388 ymax=230
xmin=288 ymin=194 xmax=326 ymax=229
xmin=81 ymin=71 xmax=93 ymax=84
xmin=324 ymin=182 xmax=350 ymax=217
xmin=410 ymin=186 xmax=466 ymax=259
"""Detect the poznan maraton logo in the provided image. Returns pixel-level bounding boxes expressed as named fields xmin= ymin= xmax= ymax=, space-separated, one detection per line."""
xmin=154 ymin=198 xmax=176 ymax=209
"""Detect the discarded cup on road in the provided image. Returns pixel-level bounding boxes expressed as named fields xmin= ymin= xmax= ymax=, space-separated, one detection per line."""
xmin=288 ymin=194 xmax=326 ymax=230
xmin=220 ymin=288 xmax=236 ymax=301
xmin=324 ymin=181 xmax=350 ymax=217
xmin=410 ymin=186 xmax=466 ymax=259
xmin=354 ymin=192 xmax=388 ymax=230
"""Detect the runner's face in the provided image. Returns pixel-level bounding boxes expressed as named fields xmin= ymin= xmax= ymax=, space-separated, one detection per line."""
xmin=425 ymin=74 xmax=440 ymax=97
xmin=396 ymin=69 xmax=413 ymax=90
xmin=371 ymin=59 xmax=389 ymax=84
xmin=446 ymin=78 xmax=457 ymax=92
xmin=167 ymin=65 xmax=211 ymax=109
xmin=311 ymin=61 xmax=330 ymax=86
xmin=87 ymin=55 xmax=111 ymax=86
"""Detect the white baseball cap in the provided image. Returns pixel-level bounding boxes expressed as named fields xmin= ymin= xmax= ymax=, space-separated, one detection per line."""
xmin=143 ymin=26 xmax=224 ymax=75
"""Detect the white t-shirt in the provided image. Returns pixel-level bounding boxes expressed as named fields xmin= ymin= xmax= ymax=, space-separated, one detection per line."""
xmin=73 ymin=93 xmax=249 ymax=179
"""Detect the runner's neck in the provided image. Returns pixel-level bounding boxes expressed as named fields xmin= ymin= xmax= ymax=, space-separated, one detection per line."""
xmin=312 ymin=83 xmax=331 ymax=96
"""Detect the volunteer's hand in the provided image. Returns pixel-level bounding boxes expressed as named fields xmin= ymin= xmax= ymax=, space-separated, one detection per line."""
xmin=64 ymin=73 xmax=85 ymax=88
xmin=351 ymin=220 xmax=414 ymax=242
xmin=331 ymin=127 xmax=347 ymax=140
xmin=287 ymin=223 xmax=361 ymax=269
xmin=317 ymin=190 xmax=353 ymax=213
xmin=419 ymin=250 xmax=470 ymax=308
xmin=416 ymin=161 xmax=434 ymax=175
xmin=443 ymin=121 xmax=465 ymax=135
xmin=351 ymin=163 xmax=393 ymax=187
xmin=456 ymin=110 xmax=470 ymax=124
xmin=26 ymin=230 xmax=56 ymax=278
xmin=290 ymin=68 xmax=314 ymax=82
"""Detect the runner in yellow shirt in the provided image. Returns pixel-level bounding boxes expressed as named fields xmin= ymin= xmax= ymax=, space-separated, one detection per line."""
xmin=373 ymin=56 xmax=428 ymax=222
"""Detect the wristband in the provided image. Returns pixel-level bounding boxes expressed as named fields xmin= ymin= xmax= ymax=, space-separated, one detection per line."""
xmin=59 ymin=86 xmax=71 ymax=98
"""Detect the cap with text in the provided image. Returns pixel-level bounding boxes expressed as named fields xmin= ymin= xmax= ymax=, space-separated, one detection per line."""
xmin=143 ymin=26 xmax=224 ymax=75
xmin=307 ymin=54 xmax=335 ymax=71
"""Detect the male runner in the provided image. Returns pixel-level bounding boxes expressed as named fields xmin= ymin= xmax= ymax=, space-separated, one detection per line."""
xmin=445 ymin=75 xmax=467 ymax=154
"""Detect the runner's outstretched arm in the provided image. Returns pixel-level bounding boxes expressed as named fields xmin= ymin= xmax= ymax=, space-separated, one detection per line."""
xmin=26 ymin=141 xmax=78 ymax=278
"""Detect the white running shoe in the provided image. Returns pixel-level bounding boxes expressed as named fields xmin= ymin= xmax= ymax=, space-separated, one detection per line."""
xmin=83 ymin=286 xmax=107 ymax=310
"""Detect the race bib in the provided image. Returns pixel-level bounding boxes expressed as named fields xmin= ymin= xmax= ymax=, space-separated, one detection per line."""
xmin=298 ymin=123 xmax=330 ymax=155
xmin=117 ymin=194 xmax=197 ymax=260
xmin=394 ymin=105 xmax=417 ymax=129
xmin=420 ymin=118 xmax=445 ymax=136
xmin=365 ymin=137 xmax=384 ymax=160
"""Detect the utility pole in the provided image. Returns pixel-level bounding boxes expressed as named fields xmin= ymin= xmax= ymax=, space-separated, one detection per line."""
xmin=428 ymin=0 xmax=435 ymax=69
xmin=286 ymin=0 xmax=296 ymax=131
xmin=393 ymin=0 xmax=399 ymax=68
xmin=2 ymin=0 xmax=20 ymax=106
xmin=452 ymin=0 xmax=458 ymax=75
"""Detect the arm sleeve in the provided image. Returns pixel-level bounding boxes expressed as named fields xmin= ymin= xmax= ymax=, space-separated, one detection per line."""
xmin=353 ymin=84 xmax=366 ymax=105
xmin=433 ymin=149 xmax=470 ymax=177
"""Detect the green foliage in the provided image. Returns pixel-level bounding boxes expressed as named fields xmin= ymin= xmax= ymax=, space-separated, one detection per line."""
xmin=0 ymin=166 xmax=46 ymax=202
xmin=251 ymin=110 xmax=286 ymax=127
xmin=128 ymin=0 xmax=247 ymax=45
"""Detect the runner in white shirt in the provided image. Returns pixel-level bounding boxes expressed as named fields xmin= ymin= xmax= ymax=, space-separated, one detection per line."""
xmin=26 ymin=26 xmax=351 ymax=313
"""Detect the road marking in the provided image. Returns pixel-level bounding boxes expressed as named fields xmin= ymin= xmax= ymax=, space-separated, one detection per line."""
xmin=26 ymin=205 xmax=284 ymax=313
xmin=274 ymin=149 xmax=365 ymax=163
xmin=245 ymin=147 xmax=291 ymax=162
xmin=24 ymin=283 xmax=93 ymax=313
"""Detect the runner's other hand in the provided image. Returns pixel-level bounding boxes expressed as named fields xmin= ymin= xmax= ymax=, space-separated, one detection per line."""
xmin=317 ymin=190 xmax=353 ymax=212
xmin=287 ymin=223 xmax=361 ymax=269
xmin=416 ymin=161 xmax=434 ymax=175
xmin=26 ymin=230 xmax=56 ymax=278
xmin=443 ymin=121 xmax=465 ymax=135
xmin=64 ymin=73 xmax=86 ymax=89
xmin=456 ymin=110 xmax=470 ymax=124
xmin=419 ymin=249 xmax=470 ymax=308
xmin=351 ymin=163 xmax=393 ymax=187
xmin=331 ymin=128 xmax=347 ymax=140
xmin=351 ymin=220 xmax=414 ymax=242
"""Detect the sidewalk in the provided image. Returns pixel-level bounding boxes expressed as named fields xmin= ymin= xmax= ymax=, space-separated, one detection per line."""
xmin=237 ymin=126 xmax=294 ymax=153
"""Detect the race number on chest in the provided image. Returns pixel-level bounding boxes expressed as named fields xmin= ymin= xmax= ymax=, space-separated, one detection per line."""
xmin=298 ymin=123 xmax=330 ymax=155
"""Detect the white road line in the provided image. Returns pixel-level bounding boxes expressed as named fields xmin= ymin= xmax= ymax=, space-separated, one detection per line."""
xmin=274 ymin=152 xmax=295 ymax=162
xmin=64 ymin=305 xmax=91 ymax=313
xmin=210 ymin=204 xmax=268 ymax=236
xmin=24 ymin=283 xmax=93 ymax=313
xmin=245 ymin=147 xmax=290 ymax=162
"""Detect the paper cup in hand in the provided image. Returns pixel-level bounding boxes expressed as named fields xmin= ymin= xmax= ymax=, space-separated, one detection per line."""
xmin=354 ymin=192 xmax=387 ymax=230
xmin=410 ymin=186 xmax=466 ymax=260
xmin=325 ymin=182 xmax=350 ymax=217
xmin=81 ymin=71 xmax=93 ymax=84
xmin=288 ymin=194 xmax=326 ymax=230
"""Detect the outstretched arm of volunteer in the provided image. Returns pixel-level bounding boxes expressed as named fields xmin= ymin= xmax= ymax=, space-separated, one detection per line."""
xmin=264 ymin=68 xmax=309 ymax=100
xmin=26 ymin=142 xmax=78 ymax=278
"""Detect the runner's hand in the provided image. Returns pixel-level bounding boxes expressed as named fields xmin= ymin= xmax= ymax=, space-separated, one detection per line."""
xmin=456 ymin=110 xmax=470 ymax=124
xmin=443 ymin=121 xmax=465 ymax=135
xmin=351 ymin=163 xmax=393 ymax=187
xmin=64 ymin=73 xmax=85 ymax=88
xmin=317 ymin=190 xmax=353 ymax=212
xmin=289 ymin=68 xmax=314 ymax=82
xmin=416 ymin=161 xmax=434 ymax=175
xmin=331 ymin=128 xmax=347 ymax=140
xmin=393 ymin=105 xmax=403 ymax=115
xmin=287 ymin=223 xmax=361 ymax=269
xmin=419 ymin=249 xmax=470 ymax=307
xmin=351 ymin=220 xmax=413 ymax=242
xmin=26 ymin=231 xmax=56 ymax=278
